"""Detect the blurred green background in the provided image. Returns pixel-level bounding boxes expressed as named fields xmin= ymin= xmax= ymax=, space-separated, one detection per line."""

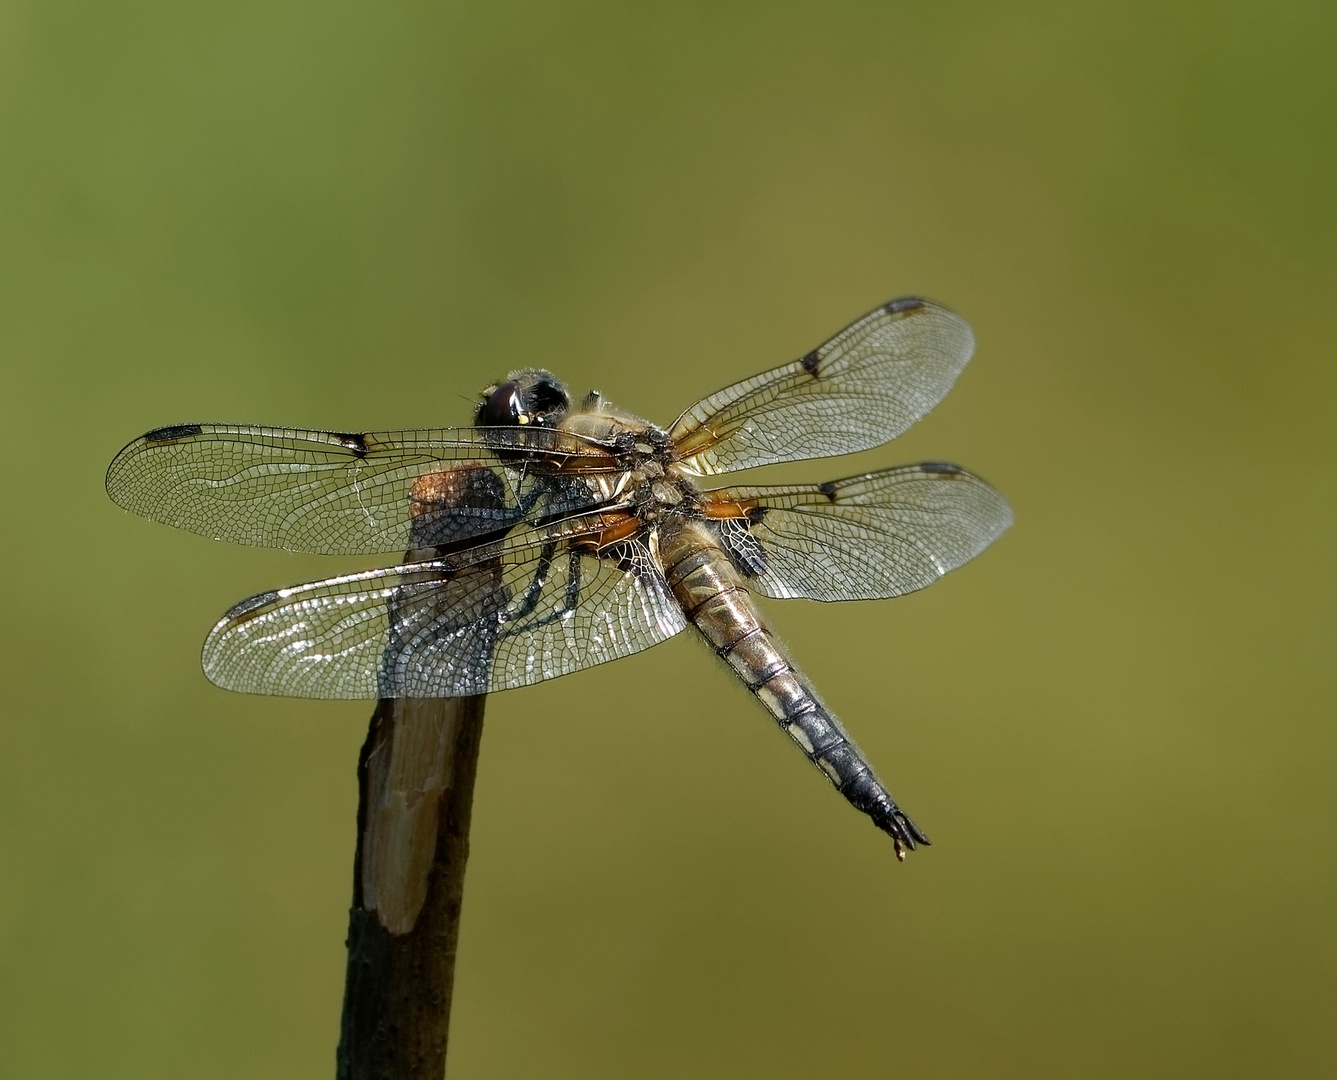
xmin=2 ymin=1 xmax=1335 ymax=1076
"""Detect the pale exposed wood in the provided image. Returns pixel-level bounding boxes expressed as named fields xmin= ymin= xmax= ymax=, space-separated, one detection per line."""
xmin=361 ymin=697 xmax=466 ymax=935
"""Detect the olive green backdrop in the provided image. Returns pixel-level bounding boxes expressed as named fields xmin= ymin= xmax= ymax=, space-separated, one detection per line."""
xmin=2 ymin=2 xmax=1334 ymax=1077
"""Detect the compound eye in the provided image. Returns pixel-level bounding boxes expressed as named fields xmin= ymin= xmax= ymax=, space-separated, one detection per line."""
xmin=477 ymin=381 xmax=524 ymax=427
xmin=526 ymin=377 xmax=569 ymax=419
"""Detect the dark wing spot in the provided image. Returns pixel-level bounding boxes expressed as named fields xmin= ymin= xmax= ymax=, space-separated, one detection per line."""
xmin=818 ymin=481 xmax=839 ymax=501
xmin=884 ymin=297 xmax=926 ymax=315
xmin=746 ymin=506 xmax=769 ymax=525
xmin=714 ymin=519 xmax=769 ymax=578
xmin=601 ymin=540 xmax=641 ymax=575
xmin=919 ymin=461 xmax=963 ymax=475
xmin=222 ymin=589 xmax=280 ymax=620
xmin=144 ymin=423 xmax=203 ymax=443
xmin=332 ymin=432 xmax=369 ymax=457
xmin=800 ymin=349 xmax=821 ymax=374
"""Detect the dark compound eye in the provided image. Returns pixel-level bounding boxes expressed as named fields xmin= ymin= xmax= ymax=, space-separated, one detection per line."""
xmin=475 ymin=371 xmax=571 ymax=428
xmin=525 ymin=376 xmax=569 ymax=419
xmin=476 ymin=382 xmax=524 ymax=427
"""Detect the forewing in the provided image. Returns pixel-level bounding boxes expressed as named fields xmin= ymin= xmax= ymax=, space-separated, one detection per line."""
xmin=706 ymin=463 xmax=1012 ymax=601
xmin=669 ymin=298 xmax=974 ymax=475
xmin=106 ymin=423 xmax=620 ymax=555
xmin=201 ymin=531 xmax=686 ymax=698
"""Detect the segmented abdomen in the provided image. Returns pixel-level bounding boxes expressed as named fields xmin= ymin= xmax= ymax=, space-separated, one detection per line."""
xmin=657 ymin=519 xmax=928 ymax=856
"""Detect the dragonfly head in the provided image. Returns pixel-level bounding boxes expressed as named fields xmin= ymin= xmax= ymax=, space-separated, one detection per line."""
xmin=476 ymin=369 xmax=570 ymax=428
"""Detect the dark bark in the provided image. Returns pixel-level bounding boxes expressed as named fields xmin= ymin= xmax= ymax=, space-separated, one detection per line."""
xmin=336 ymin=694 xmax=487 ymax=1080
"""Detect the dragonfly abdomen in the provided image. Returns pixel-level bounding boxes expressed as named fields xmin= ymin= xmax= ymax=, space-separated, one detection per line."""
xmin=657 ymin=520 xmax=929 ymax=858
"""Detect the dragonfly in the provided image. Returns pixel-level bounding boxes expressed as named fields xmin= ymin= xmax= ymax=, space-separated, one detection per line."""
xmin=106 ymin=297 xmax=1011 ymax=858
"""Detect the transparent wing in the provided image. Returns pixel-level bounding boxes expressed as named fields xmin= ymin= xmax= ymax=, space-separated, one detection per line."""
xmin=704 ymin=463 xmax=1012 ymax=602
xmin=201 ymin=529 xmax=686 ymax=699
xmin=668 ymin=298 xmax=975 ymax=475
xmin=106 ymin=423 xmax=623 ymax=555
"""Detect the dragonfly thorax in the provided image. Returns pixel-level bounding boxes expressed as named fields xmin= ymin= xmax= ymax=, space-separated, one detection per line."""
xmin=624 ymin=459 xmax=702 ymax=524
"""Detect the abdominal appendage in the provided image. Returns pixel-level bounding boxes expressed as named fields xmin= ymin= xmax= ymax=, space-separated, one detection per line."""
xmin=660 ymin=522 xmax=929 ymax=858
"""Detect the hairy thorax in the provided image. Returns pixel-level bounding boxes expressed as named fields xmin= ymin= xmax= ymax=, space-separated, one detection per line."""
xmin=557 ymin=400 xmax=704 ymax=530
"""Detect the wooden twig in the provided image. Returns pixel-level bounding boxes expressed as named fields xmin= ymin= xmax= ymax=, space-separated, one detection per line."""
xmin=336 ymin=463 xmax=509 ymax=1077
xmin=336 ymin=693 xmax=487 ymax=1079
